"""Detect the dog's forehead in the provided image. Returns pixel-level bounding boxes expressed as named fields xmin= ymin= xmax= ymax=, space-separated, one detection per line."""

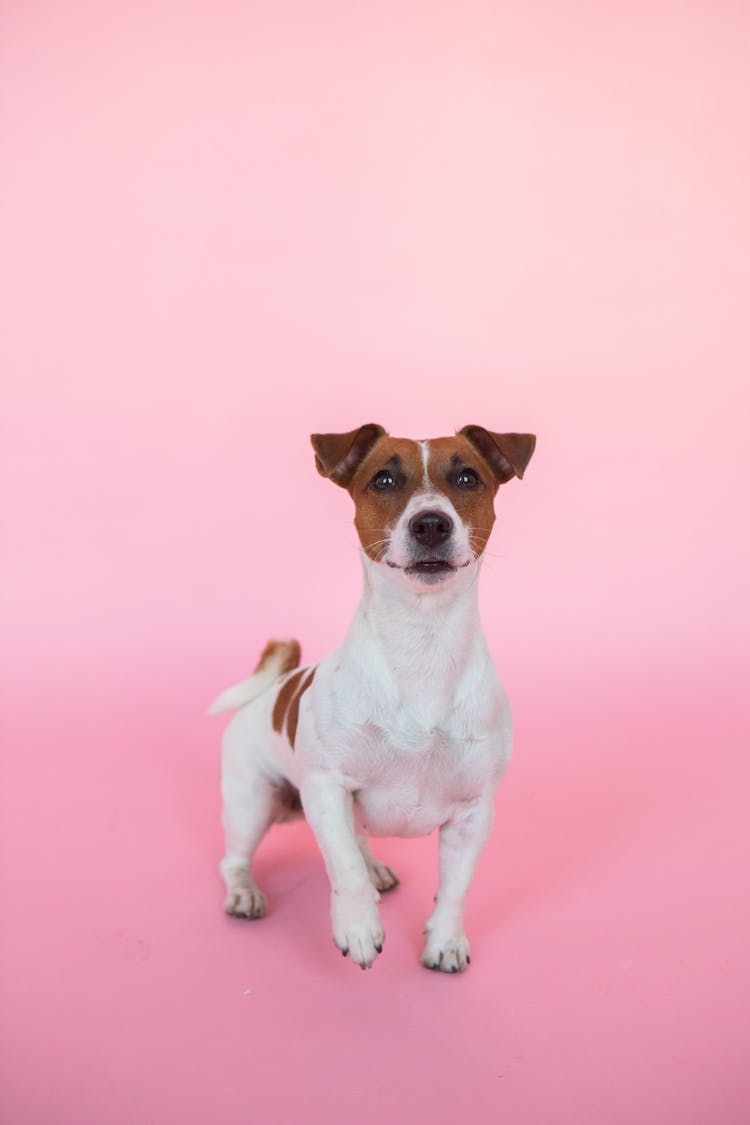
xmin=425 ymin=435 xmax=483 ymax=470
xmin=354 ymin=434 xmax=484 ymax=487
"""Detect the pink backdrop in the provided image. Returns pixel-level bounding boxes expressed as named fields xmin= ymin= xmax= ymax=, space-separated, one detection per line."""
xmin=2 ymin=3 xmax=749 ymax=1123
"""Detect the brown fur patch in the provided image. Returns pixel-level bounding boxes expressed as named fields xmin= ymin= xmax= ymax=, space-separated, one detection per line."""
xmin=349 ymin=438 xmax=425 ymax=561
xmin=459 ymin=427 xmax=536 ymax=482
xmin=286 ymin=667 xmax=316 ymax=749
xmin=272 ymin=668 xmax=307 ymax=735
xmin=255 ymin=639 xmax=301 ymax=676
xmin=311 ymin=425 xmax=386 ymax=488
xmin=271 ymin=666 xmax=316 ymax=748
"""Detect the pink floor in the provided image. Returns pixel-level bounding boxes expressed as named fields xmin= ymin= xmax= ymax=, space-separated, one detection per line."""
xmin=2 ymin=3 xmax=749 ymax=1123
xmin=2 ymin=660 xmax=748 ymax=1124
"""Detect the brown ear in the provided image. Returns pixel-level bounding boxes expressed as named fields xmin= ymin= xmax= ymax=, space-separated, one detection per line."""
xmin=310 ymin=424 xmax=387 ymax=490
xmin=459 ymin=426 xmax=536 ymax=484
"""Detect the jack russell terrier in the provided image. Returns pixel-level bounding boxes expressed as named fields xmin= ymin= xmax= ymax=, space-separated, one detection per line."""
xmin=210 ymin=423 xmax=535 ymax=972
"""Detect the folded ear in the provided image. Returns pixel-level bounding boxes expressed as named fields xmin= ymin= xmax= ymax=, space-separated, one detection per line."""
xmin=459 ymin=426 xmax=536 ymax=484
xmin=310 ymin=424 xmax=387 ymax=489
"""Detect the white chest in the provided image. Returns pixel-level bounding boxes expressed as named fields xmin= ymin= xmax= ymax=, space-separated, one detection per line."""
xmin=303 ymin=675 xmax=511 ymax=838
xmin=293 ymin=584 xmax=512 ymax=839
xmin=352 ymin=727 xmax=504 ymax=837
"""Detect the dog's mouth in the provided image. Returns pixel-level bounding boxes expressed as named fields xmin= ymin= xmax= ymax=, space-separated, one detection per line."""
xmin=384 ymin=555 xmax=473 ymax=583
xmin=405 ymin=559 xmax=456 ymax=576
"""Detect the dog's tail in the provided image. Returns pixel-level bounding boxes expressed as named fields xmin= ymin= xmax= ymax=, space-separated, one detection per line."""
xmin=207 ymin=638 xmax=301 ymax=715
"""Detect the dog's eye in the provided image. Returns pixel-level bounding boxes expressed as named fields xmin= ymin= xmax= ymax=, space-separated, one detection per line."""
xmin=371 ymin=470 xmax=398 ymax=491
xmin=456 ymin=468 xmax=480 ymax=489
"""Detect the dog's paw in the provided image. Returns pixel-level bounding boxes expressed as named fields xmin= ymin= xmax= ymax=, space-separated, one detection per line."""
xmin=365 ymin=858 xmax=400 ymax=894
xmin=421 ymin=931 xmax=471 ymax=974
xmin=224 ymin=884 xmax=267 ymax=920
xmin=332 ymin=894 xmax=384 ymax=969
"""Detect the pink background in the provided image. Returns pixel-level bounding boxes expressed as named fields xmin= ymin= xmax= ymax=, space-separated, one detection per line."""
xmin=2 ymin=3 xmax=749 ymax=1123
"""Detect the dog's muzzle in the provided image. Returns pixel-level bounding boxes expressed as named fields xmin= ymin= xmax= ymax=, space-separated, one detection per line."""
xmin=405 ymin=510 xmax=456 ymax=580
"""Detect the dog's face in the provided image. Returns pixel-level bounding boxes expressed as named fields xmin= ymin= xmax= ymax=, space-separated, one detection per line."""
xmin=311 ymin=425 xmax=535 ymax=589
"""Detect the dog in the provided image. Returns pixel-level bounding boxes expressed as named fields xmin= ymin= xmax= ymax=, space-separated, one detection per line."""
xmin=210 ymin=423 xmax=535 ymax=972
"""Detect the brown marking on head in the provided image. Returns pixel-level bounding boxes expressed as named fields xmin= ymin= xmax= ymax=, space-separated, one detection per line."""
xmin=420 ymin=435 xmax=500 ymax=558
xmin=349 ymin=438 xmax=426 ymax=561
xmin=285 ymin=667 xmax=316 ymax=749
xmin=254 ymin=639 xmax=301 ymax=676
xmin=311 ymin=426 xmax=424 ymax=561
xmin=428 ymin=429 xmax=535 ymax=557
xmin=311 ymin=424 xmax=535 ymax=563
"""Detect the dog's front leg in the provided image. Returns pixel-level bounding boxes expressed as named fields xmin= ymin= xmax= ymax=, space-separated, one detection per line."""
xmin=301 ymin=774 xmax=384 ymax=969
xmin=422 ymin=795 xmax=495 ymax=973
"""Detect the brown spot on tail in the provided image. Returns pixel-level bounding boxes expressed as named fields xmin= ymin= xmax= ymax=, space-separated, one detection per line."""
xmin=272 ymin=666 xmax=317 ymax=749
xmin=255 ymin=639 xmax=301 ymax=676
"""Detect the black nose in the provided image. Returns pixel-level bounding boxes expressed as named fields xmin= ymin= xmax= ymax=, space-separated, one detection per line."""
xmin=409 ymin=510 xmax=454 ymax=549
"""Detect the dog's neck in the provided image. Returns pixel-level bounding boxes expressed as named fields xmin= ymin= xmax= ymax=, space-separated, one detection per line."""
xmin=347 ymin=550 xmax=486 ymax=686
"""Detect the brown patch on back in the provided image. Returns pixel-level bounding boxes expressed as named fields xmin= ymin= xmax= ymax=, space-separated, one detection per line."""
xmin=255 ymin=639 xmax=301 ymax=676
xmin=272 ymin=668 xmax=307 ymax=735
xmin=286 ymin=667 xmax=316 ymax=749
xmin=272 ymin=666 xmax=317 ymax=748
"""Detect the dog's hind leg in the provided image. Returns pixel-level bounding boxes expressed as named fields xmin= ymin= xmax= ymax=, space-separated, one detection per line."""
xmin=358 ymin=837 xmax=399 ymax=893
xmin=219 ymin=728 xmax=277 ymax=919
xmin=214 ymin=638 xmax=303 ymax=918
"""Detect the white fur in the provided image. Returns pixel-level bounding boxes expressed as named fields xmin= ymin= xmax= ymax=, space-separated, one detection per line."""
xmin=418 ymin=439 xmax=430 ymax=485
xmin=214 ymin=487 xmax=512 ymax=972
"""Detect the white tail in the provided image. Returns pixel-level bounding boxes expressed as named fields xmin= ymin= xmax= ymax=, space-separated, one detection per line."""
xmin=207 ymin=638 xmax=301 ymax=715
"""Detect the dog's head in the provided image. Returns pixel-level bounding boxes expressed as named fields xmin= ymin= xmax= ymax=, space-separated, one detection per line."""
xmin=311 ymin=424 xmax=535 ymax=589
